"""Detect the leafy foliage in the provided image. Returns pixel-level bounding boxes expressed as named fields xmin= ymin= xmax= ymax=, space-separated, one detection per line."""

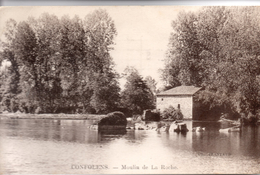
xmin=162 ymin=7 xmax=260 ymax=117
xmin=121 ymin=67 xmax=155 ymax=115
xmin=98 ymin=111 xmax=127 ymax=126
xmin=161 ymin=105 xmax=183 ymax=120
xmin=144 ymin=76 xmax=157 ymax=95
xmin=0 ymin=9 xmax=120 ymax=114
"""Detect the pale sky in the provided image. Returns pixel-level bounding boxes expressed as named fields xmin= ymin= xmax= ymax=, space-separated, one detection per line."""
xmin=0 ymin=6 xmax=201 ymax=89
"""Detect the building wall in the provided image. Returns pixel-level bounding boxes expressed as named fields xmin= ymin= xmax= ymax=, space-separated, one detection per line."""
xmin=156 ymin=95 xmax=193 ymax=119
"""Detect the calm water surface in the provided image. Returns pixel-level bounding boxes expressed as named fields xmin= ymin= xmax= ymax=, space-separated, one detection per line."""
xmin=0 ymin=118 xmax=260 ymax=174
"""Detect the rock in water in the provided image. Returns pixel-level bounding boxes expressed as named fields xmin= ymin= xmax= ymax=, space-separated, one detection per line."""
xmin=98 ymin=111 xmax=127 ymax=130
xmin=159 ymin=125 xmax=170 ymax=132
xmin=143 ymin=109 xmax=160 ymax=121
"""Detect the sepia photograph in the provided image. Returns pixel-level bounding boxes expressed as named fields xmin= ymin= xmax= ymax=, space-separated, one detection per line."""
xmin=0 ymin=5 xmax=260 ymax=174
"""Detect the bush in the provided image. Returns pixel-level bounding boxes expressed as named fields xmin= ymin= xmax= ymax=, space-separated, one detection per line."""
xmin=162 ymin=106 xmax=183 ymax=120
xmin=98 ymin=111 xmax=127 ymax=126
xmin=240 ymin=112 xmax=258 ymax=125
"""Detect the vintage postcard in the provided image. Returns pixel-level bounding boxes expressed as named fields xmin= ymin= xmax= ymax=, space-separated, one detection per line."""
xmin=0 ymin=6 xmax=260 ymax=174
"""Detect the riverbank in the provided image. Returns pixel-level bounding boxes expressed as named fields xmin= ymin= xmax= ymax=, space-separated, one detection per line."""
xmin=0 ymin=113 xmax=198 ymax=121
xmin=0 ymin=113 xmax=106 ymax=120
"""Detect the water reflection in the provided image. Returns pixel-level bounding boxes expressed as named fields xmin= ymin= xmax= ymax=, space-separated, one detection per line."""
xmin=239 ymin=126 xmax=260 ymax=157
xmin=98 ymin=130 xmax=126 ymax=142
xmin=1 ymin=119 xmax=260 ymax=156
xmin=192 ymin=120 xmax=221 ymax=131
xmin=1 ymin=118 xmax=260 ymax=174
xmin=1 ymin=119 xmax=95 ymax=143
xmin=0 ymin=119 xmax=150 ymax=144
xmin=190 ymin=121 xmax=260 ymax=158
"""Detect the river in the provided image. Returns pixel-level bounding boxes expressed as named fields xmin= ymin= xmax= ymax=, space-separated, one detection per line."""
xmin=0 ymin=118 xmax=260 ymax=174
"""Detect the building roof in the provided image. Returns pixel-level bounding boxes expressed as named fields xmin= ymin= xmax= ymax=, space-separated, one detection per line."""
xmin=157 ymin=86 xmax=201 ymax=96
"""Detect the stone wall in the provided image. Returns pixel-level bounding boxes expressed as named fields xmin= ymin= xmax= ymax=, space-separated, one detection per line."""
xmin=156 ymin=95 xmax=193 ymax=119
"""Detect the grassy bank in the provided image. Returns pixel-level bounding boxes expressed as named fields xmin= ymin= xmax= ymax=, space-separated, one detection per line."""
xmin=0 ymin=113 xmax=106 ymax=120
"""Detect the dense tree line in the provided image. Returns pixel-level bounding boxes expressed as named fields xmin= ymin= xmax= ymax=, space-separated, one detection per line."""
xmin=0 ymin=10 xmax=121 ymax=114
xmin=0 ymin=10 xmax=156 ymax=115
xmin=161 ymin=7 xmax=260 ymax=118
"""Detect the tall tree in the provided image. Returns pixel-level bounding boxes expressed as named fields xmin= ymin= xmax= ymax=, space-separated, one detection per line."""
xmin=121 ymin=67 xmax=155 ymax=115
xmin=84 ymin=9 xmax=120 ymax=114
xmin=28 ymin=13 xmax=63 ymax=113
xmin=0 ymin=9 xmax=120 ymax=114
xmin=162 ymin=11 xmax=202 ymax=87
xmin=13 ymin=21 xmax=39 ymax=113
xmin=58 ymin=15 xmax=86 ymax=112
xmin=0 ymin=19 xmax=21 ymax=112
xmin=162 ymin=6 xmax=260 ymax=117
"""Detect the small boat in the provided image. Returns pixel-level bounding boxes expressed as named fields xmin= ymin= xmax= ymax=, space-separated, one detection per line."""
xmin=174 ymin=123 xmax=189 ymax=133
xmin=219 ymin=126 xmax=240 ymax=132
xmin=219 ymin=116 xmax=241 ymax=126
xmin=219 ymin=128 xmax=230 ymax=132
